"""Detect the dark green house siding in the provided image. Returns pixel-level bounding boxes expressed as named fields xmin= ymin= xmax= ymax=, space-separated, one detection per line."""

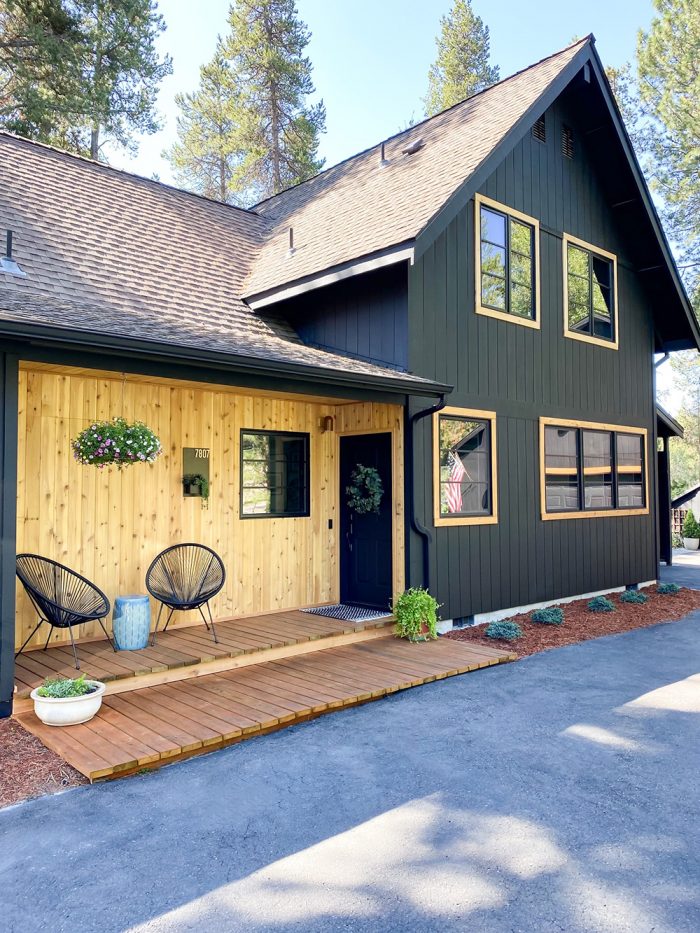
xmin=408 ymin=94 xmax=657 ymax=620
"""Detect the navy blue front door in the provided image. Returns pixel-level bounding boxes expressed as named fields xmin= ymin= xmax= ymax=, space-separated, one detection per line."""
xmin=339 ymin=433 xmax=393 ymax=609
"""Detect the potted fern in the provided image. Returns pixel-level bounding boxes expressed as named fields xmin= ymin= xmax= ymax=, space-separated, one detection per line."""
xmin=393 ymin=587 xmax=439 ymax=643
xmin=682 ymin=510 xmax=700 ymax=550
xmin=31 ymin=674 xmax=105 ymax=727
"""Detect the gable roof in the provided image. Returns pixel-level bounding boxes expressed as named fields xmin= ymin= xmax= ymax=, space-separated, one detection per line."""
xmin=243 ymin=38 xmax=589 ymax=300
xmin=0 ymin=133 xmax=443 ymax=394
xmin=1 ymin=34 xmax=696 ymax=386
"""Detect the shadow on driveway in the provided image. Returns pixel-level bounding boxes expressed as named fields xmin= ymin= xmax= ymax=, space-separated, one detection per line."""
xmin=2 ymin=614 xmax=700 ymax=932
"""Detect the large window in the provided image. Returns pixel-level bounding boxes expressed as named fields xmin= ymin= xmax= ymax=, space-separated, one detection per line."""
xmin=240 ymin=430 xmax=310 ymax=518
xmin=564 ymin=234 xmax=618 ymax=348
xmin=541 ymin=418 xmax=647 ymax=519
xmin=475 ymin=194 xmax=540 ymax=329
xmin=434 ymin=407 xmax=498 ymax=526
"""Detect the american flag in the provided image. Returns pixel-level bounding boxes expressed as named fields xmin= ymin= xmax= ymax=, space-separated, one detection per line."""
xmin=445 ymin=451 xmax=466 ymax=513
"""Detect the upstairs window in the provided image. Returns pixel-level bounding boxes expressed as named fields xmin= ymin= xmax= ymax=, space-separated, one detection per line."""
xmin=561 ymin=124 xmax=574 ymax=158
xmin=564 ymin=234 xmax=618 ymax=349
xmin=541 ymin=419 xmax=647 ymax=519
xmin=240 ymin=430 xmax=310 ymax=518
xmin=434 ymin=407 xmax=498 ymax=526
xmin=532 ymin=115 xmax=546 ymax=143
xmin=475 ymin=194 xmax=540 ymax=329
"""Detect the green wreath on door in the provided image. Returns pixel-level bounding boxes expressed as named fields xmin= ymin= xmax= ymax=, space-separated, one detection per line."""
xmin=346 ymin=464 xmax=384 ymax=515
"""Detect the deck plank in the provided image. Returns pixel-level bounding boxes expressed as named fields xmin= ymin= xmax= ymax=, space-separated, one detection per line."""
xmin=16 ymin=636 xmax=514 ymax=780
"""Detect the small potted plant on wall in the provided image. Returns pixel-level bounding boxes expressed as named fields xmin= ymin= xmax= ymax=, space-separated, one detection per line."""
xmin=393 ymin=587 xmax=440 ymax=643
xmin=183 ymin=473 xmax=209 ymax=498
xmin=30 ymin=674 xmax=105 ymax=727
xmin=682 ymin=510 xmax=700 ymax=550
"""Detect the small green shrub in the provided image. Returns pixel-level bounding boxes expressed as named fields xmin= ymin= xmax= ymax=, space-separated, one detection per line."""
xmin=588 ymin=596 xmax=615 ymax=613
xmin=36 ymin=674 xmax=96 ymax=698
xmin=620 ymin=589 xmax=648 ymax=604
xmin=531 ymin=607 xmax=564 ymax=625
xmin=682 ymin=510 xmax=700 ymax=539
xmin=485 ymin=620 xmax=522 ymax=641
xmin=393 ymin=587 xmax=439 ymax=642
xmin=658 ymin=582 xmax=681 ymax=596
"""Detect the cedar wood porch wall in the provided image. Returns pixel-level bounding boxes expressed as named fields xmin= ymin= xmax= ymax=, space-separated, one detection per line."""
xmin=15 ymin=363 xmax=405 ymax=650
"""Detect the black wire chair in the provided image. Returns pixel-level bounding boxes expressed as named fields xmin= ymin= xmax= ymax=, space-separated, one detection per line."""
xmin=15 ymin=554 xmax=112 ymax=669
xmin=146 ymin=544 xmax=225 ymax=645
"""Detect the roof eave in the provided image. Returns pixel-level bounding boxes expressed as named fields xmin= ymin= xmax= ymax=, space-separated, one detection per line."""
xmin=0 ymin=317 xmax=450 ymax=398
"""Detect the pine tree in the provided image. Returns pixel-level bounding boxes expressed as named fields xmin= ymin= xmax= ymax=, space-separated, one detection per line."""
xmin=0 ymin=0 xmax=172 ymax=159
xmin=0 ymin=0 xmax=83 ymax=137
xmin=637 ymin=0 xmax=700 ymax=295
xmin=424 ymin=0 xmax=500 ymax=117
xmin=166 ymin=44 xmax=244 ymax=204
xmin=168 ymin=0 xmax=324 ymax=204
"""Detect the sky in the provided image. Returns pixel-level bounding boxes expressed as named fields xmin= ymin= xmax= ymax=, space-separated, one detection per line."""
xmin=107 ymin=0 xmax=655 ymax=182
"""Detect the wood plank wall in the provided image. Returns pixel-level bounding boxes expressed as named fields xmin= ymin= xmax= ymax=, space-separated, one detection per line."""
xmin=16 ymin=365 xmax=404 ymax=649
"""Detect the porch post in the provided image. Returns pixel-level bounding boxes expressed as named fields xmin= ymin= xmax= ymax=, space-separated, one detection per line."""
xmin=0 ymin=350 xmax=18 ymax=717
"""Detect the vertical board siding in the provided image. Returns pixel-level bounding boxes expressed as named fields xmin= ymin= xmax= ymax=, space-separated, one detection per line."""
xmin=409 ymin=94 xmax=657 ymax=620
xmin=282 ymin=265 xmax=409 ymax=370
xmin=15 ymin=366 xmax=404 ymax=650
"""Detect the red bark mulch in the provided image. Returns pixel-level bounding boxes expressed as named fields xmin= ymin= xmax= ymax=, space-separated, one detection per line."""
xmin=445 ymin=584 xmax=700 ymax=657
xmin=0 ymin=717 xmax=86 ymax=809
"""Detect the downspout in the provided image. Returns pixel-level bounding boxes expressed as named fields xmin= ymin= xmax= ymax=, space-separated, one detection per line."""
xmin=406 ymin=394 xmax=446 ymax=591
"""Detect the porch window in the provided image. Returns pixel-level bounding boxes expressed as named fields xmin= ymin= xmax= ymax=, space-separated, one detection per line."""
xmin=433 ymin=407 xmax=498 ymax=526
xmin=541 ymin=418 xmax=647 ymax=518
xmin=564 ymin=234 xmax=618 ymax=348
xmin=240 ymin=430 xmax=310 ymax=518
xmin=475 ymin=194 xmax=540 ymax=329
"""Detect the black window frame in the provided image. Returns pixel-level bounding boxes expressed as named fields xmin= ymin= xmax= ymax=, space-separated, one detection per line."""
xmin=240 ymin=429 xmax=310 ymax=519
xmin=478 ymin=203 xmax=537 ymax=322
xmin=565 ymin=241 xmax=616 ymax=344
xmin=543 ymin=424 xmax=646 ymax=515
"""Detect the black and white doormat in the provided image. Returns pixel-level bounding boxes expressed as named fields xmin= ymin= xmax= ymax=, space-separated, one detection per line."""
xmin=302 ymin=604 xmax=391 ymax=623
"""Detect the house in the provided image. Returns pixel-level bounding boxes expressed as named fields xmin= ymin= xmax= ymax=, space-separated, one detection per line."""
xmin=1 ymin=34 xmax=698 ymax=723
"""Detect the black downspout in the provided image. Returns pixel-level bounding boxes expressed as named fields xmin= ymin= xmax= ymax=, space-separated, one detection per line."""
xmin=406 ymin=394 xmax=446 ymax=591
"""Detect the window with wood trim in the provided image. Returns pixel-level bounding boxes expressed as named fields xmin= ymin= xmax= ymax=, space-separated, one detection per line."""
xmin=541 ymin=419 xmax=647 ymax=519
xmin=240 ymin=430 xmax=310 ymax=518
xmin=475 ymin=194 xmax=540 ymax=329
xmin=563 ymin=234 xmax=618 ymax=349
xmin=434 ymin=407 xmax=498 ymax=526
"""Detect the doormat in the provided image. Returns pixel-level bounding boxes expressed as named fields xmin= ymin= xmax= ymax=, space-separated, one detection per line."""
xmin=302 ymin=604 xmax=391 ymax=623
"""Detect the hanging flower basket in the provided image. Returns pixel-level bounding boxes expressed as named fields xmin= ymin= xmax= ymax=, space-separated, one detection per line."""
xmin=72 ymin=417 xmax=163 ymax=470
xmin=346 ymin=464 xmax=384 ymax=515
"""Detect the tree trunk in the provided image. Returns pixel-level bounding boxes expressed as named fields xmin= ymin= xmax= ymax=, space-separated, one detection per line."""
xmin=219 ymin=155 xmax=226 ymax=202
xmin=90 ymin=125 xmax=100 ymax=160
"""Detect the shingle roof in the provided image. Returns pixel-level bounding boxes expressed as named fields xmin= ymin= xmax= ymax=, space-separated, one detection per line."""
xmin=0 ymin=37 xmax=591 ymax=387
xmin=0 ymin=133 xmax=436 ymax=387
xmin=243 ymin=37 xmax=589 ymax=297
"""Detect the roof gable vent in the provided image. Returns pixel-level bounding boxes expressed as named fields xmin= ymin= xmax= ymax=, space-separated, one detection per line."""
xmin=532 ymin=115 xmax=546 ymax=143
xmin=561 ymin=124 xmax=574 ymax=159
xmin=1 ymin=230 xmax=26 ymax=277
xmin=402 ymin=138 xmax=425 ymax=156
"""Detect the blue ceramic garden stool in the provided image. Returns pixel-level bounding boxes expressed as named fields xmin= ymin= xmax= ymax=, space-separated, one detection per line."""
xmin=112 ymin=595 xmax=151 ymax=650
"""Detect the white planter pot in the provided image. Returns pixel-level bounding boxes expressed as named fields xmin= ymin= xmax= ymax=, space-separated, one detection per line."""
xmin=683 ymin=538 xmax=700 ymax=551
xmin=30 ymin=681 xmax=105 ymax=727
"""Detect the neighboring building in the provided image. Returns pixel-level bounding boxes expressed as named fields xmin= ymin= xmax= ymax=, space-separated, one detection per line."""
xmin=1 ymin=35 xmax=698 ymax=715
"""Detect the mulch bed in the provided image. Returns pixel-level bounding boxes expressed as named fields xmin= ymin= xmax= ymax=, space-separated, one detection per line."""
xmin=445 ymin=584 xmax=700 ymax=657
xmin=0 ymin=718 xmax=86 ymax=809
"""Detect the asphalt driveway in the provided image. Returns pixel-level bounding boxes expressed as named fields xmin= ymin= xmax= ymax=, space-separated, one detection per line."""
xmin=3 ymin=613 xmax=700 ymax=932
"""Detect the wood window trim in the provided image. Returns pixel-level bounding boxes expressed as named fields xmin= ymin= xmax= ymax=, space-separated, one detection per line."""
xmin=539 ymin=416 xmax=648 ymax=521
xmin=474 ymin=193 xmax=541 ymax=330
xmin=562 ymin=233 xmax=619 ymax=350
xmin=433 ymin=405 xmax=498 ymax=527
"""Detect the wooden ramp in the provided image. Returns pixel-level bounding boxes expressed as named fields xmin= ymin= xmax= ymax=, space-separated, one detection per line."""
xmin=16 ymin=637 xmax=513 ymax=781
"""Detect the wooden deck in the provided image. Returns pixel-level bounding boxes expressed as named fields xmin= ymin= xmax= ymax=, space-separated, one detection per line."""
xmin=15 ymin=636 xmax=514 ymax=781
xmin=14 ymin=609 xmax=394 ymax=704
